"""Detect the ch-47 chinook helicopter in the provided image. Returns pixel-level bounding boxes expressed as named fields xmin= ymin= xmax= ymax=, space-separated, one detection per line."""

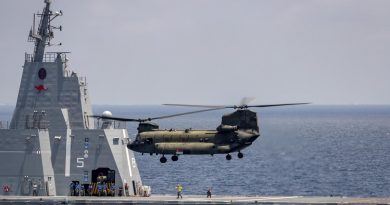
xmin=93 ymin=99 xmax=308 ymax=163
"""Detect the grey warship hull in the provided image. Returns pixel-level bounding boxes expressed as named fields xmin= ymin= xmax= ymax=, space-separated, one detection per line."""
xmin=0 ymin=129 xmax=140 ymax=196
xmin=0 ymin=0 xmax=141 ymax=197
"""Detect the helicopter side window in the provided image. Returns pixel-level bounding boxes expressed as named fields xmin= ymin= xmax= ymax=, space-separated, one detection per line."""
xmin=199 ymin=138 xmax=204 ymax=142
xmin=204 ymin=138 xmax=209 ymax=142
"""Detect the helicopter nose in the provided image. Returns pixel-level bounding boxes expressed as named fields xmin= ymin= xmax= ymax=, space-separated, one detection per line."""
xmin=248 ymin=135 xmax=259 ymax=143
xmin=127 ymin=143 xmax=136 ymax=150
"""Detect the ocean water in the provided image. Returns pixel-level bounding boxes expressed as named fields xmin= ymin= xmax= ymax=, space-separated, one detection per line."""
xmin=1 ymin=105 xmax=390 ymax=197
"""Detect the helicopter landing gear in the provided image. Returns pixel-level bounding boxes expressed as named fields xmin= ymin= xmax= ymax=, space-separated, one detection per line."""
xmin=160 ymin=156 xmax=167 ymax=163
xmin=171 ymin=155 xmax=178 ymax=161
xmin=237 ymin=152 xmax=244 ymax=159
xmin=226 ymin=154 xmax=232 ymax=160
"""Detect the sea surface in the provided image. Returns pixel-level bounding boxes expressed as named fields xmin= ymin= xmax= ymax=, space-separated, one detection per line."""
xmin=1 ymin=105 xmax=390 ymax=197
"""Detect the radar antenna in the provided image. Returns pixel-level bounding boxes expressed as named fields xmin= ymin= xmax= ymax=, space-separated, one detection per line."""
xmin=28 ymin=0 xmax=63 ymax=62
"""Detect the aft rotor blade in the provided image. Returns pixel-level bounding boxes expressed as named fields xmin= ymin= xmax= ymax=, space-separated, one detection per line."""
xmin=165 ymin=102 xmax=310 ymax=109
xmin=239 ymin=97 xmax=256 ymax=107
xmin=150 ymin=107 xmax=224 ymax=120
xmin=238 ymin=103 xmax=310 ymax=108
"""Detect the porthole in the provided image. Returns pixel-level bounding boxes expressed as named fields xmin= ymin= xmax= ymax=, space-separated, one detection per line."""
xmin=38 ymin=68 xmax=47 ymax=80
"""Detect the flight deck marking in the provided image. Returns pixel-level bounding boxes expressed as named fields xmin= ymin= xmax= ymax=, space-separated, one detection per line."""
xmin=124 ymin=129 xmax=133 ymax=177
xmin=236 ymin=196 xmax=300 ymax=202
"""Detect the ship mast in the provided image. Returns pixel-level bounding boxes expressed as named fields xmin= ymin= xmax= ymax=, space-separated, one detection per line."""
xmin=29 ymin=0 xmax=62 ymax=62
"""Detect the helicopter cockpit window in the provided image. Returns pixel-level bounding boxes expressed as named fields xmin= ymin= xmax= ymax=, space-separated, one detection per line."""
xmin=204 ymin=138 xmax=209 ymax=142
xmin=144 ymin=138 xmax=153 ymax=144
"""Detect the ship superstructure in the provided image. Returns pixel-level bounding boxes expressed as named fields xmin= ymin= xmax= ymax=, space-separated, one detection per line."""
xmin=0 ymin=0 xmax=142 ymax=196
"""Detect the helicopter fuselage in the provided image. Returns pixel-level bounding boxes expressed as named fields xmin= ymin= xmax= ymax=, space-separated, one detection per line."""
xmin=125 ymin=109 xmax=261 ymax=163
xmin=128 ymin=128 xmax=259 ymax=155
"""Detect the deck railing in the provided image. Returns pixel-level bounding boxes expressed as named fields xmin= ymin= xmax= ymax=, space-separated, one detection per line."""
xmin=25 ymin=52 xmax=69 ymax=63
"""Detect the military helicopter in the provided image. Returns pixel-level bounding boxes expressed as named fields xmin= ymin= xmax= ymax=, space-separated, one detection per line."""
xmin=92 ymin=99 xmax=308 ymax=163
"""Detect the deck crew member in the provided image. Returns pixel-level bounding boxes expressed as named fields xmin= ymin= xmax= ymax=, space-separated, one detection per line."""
xmin=69 ymin=182 xmax=75 ymax=196
xmin=207 ymin=187 xmax=212 ymax=198
xmin=75 ymin=182 xmax=81 ymax=196
xmin=32 ymin=183 xmax=38 ymax=196
xmin=98 ymin=183 xmax=103 ymax=196
xmin=111 ymin=184 xmax=116 ymax=196
xmin=176 ymin=184 xmax=183 ymax=199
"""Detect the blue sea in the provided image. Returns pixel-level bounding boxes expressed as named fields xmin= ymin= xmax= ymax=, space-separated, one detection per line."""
xmin=1 ymin=105 xmax=390 ymax=197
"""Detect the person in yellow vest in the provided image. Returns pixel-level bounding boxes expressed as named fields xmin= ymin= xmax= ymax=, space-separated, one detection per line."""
xmin=176 ymin=184 xmax=183 ymax=199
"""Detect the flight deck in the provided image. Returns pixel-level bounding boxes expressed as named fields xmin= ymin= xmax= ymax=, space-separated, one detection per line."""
xmin=1 ymin=195 xmax=390 ymax=204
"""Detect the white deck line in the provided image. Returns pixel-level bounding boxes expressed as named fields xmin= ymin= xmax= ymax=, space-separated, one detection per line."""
xmin=65 ymin=129 xmax=72 ymax=177
xmin=62 ymin=108 xmax=72 ymax=177
xmin=38 ymin=129 xmax=56 ymax=196
xmin=123 ymin=129 xmax=133 ymax=177
xmin=236 ymin=196 xmax=301 ymax=202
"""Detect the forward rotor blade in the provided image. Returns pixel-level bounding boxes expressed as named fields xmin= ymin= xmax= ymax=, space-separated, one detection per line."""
xmin=90 ymin=107 xmax=224 ymax=123
xmin=89 ymin=115 xmax=141 ymax=122
xmin=150 ymin=107 xmax=224 ymax=120
xmin=163 ymin=104 xmax=225 ymax=109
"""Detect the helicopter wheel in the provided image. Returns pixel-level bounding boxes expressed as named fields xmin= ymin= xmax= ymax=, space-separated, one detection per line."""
xmin=171 ymin=155 xmax=178 ymax=161
xmin=160 ymin=156 xmax=167 ymax=163
xmin=226 ymin=154 xmax=232 ymax=160
xmin=237 ymin=152 xmax=244 ymax=159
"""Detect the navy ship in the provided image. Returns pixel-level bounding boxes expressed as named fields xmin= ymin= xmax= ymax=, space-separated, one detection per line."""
xmin=2 ymin=1 xmax=390 ymax=204
xmin=0 ymin=0 xmax=142 ymax=197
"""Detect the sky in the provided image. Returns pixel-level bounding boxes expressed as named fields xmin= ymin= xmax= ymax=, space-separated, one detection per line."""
xmin=0 ymin=0 xmax=389 ymax=105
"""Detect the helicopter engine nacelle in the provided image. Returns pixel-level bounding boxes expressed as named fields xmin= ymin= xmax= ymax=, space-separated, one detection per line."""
xmin=217 ymin=124 xmax=238 ymax=133
xmin=137 ymin=122 xmax=159 ymax=133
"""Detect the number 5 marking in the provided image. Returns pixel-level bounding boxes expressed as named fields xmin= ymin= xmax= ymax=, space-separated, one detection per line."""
xmin=77 ymin=158 xmax=84 ymax=168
